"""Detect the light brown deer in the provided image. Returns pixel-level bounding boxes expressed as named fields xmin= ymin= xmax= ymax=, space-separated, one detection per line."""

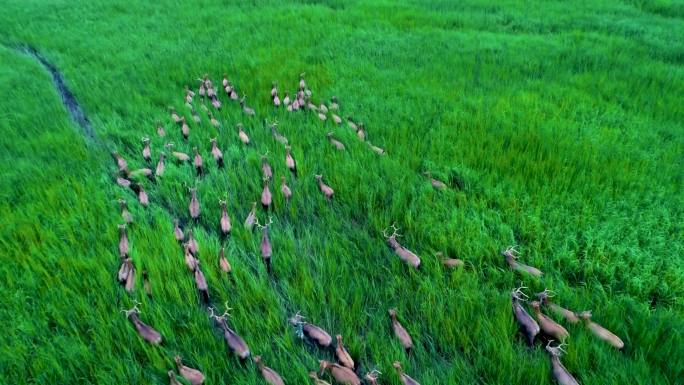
xmin=330 ymin=96 xmax=339 ymax=110
xmin=423 ymin=171 xmax=447 ymax=190
xmin=244 ymin=202 xmax=257 ymax=231
xmin=112 ymin=151 xmax=128 ymax=174
xmin=335 ymin=335 xmax=354 ymax=369
xmin=184 ymin=243 xmax=198 ymax=271
xmin=187 ymin=229 xmax=199 ymax=256
xmin=388 ymin=309 xmax=413 ymax=350
xmin=290 ymin=312 xmax=332 ymax=347
xmin=536 ymin=289 xmax=580 ymax=324
xmin=280 ymin=176 xmax=292 ymax=204
xmin=181 ymin=117 xmax=190 ymax=140
xmin=170 ymin=107 xmax=182 ymax=124
xmin=356 ymin=123 xmax=366 ymax=141
xmin=210 ymin=138 xmax=224 ymax=168
xmin=285 ymin=146 xmax=297 ymax=176
xmin=168 ymin=370 xmax=182 ymax=385
xmin=530 ymin=301 xmax=569 ymax=341
xmin=155 ymin=152 xmax=166 ymax=177
xmin=382 ymin=224 xmax=421 ymax=269
xmin=165 ymin=142 xmax=190 ymax=162
xmin=309 ymin=372 xmax=332 ymax=385
xmin=117 ymin=257 xmax=134 ymax=286
xmin=173 ymin=218 xmax=184 ymax=242
xmin=240 ymin=95 xmax=255 ymax=116
xmin=209 ymin=305 xmax=250 ymax=359
xmin=577 ymin=311 xmax=624 ymax=349
xmin=364 ymin=370 xmax=381 ymax=385
xmin=174 ymin=356 xmax=205 ymax=385
xmin=118 ymin=224 xmax=129 ymax=258
xmin=502 ymin=246 xmax=543 ymax=277
xmin=122 ymin=302 xmax=162 ymax=345
xmin=237 ymin=123 xmax=250 ymax=145
xmin=257 ymin=217 xmax=273 ymax=273
xmin=315 ymin=174 xmax=334 ymax=201
xmin=283 ymin=92 xmax=291 ymax=107
xmin=143 ymin=270 xmax=152 ymax=298
xmin=511 ymin=286 xmax=540 ymax=346
xmin=193 ymin=147 xmax=203 ymax=176
xmin=219 ymin=247 xmax=231 ymax=273
xmin=254 ymin=356 xmax=284 ymax=385
xmin=327 ymin=132 xmax=345 ymax=150
xmin=156 ymin=120 xmax=166 ymax=137
xmin=261 ymin=177 xmax=272 ymax=211
xmin=194 ymin=261 xmax=210 ymax=304
xmin=137 ymin=183 xmax=149 ymax=207
xmin=319 ymin=360 xmax=360 ymax=385
xmin=219 ymin=199 xmax=232 ymax=236
xmin=189 ymin=187 xmax=200 ymax=220
xmin=142 ymin=137 xmax=151 ymax=162
xmin=436 ymin=252 xmax=464 ymax=268
xmin=393 ymin=362 xmax=420 ymax=385
xmin=270 ymin=121 xmax=288 ymax=145
xmin=208 ymin=111 xmax=220 ymax=128
xmin=545 ymin=341 xmax=580 ymax=385
xmin=261 ymin=153 xmax=273 ymax=179
xmin=118 ymin=199 xmax=133 ymax=224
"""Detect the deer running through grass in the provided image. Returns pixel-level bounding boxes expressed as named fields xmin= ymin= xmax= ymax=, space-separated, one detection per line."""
xmin=122 ymin=301 xmax=162 ymax=345
xmin=388 ymin=308 xmax=414 ymax=350
xmin=393 ymin=362 xmax=421 ymax=385
xmin=511 ymin=286 xmax=540 ymax=346
xmin=383 ymin=223 xmax=421 ymax=269
xmin=319 ymin=360 xmax=360 ymax=385
xmin=545 ymin=341 xmax=580 ymax=385
xmin=209 ymin=305 xmax=250 ymax=359
xmin=257 ymin=217 xmax=273 ymax=273
xmin=335 ymin=335 xmax=354 ymax=369
xmin=174 ymin=356 xmax=205 ymax=385
xmin=530 ymin=301 xmax=569 ymax=341
xmin=576 ymin=311 xmax=624 ymax=349
xmin=254 ymin=356 xmax=284 ymax=385
xmin=290 ymin=311 xmax=333 ymax=348
xmin=536 ymin=289 xmax=580 ymax=324
xmin=315 ymin=174 xmax=334 ymax=201
xmin=502 ymin=246 xmax=543 ymax=277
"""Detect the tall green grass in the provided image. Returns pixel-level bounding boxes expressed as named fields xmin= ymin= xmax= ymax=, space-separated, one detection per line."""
xmin=0 ymin=1 xmax=682 ymax=384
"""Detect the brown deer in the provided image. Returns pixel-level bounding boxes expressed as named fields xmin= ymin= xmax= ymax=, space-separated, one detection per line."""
xmin=545 ymin=341 xmax=580 ymax=385
xmin=393 ymin=362 xmax=420 ymax=385
xmin=290 ymin=312 xmax=332 ymax=347
xmin=219 ymin=247 xmax=231 ymax=273
xmin=210 ymin=138 xmax=224 ymax=168
xmin=309 ymin=372 xmax=332 ymax=385
xmin=142 ymin=137 xmax=151 ymax=162
xmin=502 ymin=246 xmax=543 ymax=277
xmin=156 ymin=120 xmax=166 ymax=137
xmin=280 ymin=176 xmax=292 ymax=204
xmin=137 ymin=183 xmax=149 ymax=207
xmin=117 ymin=257 xmax=134 ymax=286
xmin=208 ymin=111 xmax=220 ymax=128
xmin=436 ymin=252 xmax=464 ymax=268
xmin=219 ymin=199 xmax=232 ymax=236
xmin=184 ymin=243 xmax=198 ymax=271
xmin=285 ymin=146 xmax=297 ymax=177
xmin=330 ymin=96 xmax=339 ymax=110
xmin=143 ymin=270 xmax=152 ymax=298
xmin=189 ymin=187 xmax=200 ymax=221
xmin=530 ymin=301 xmax=569 ymax=341
xmin=209 ymin=305 xmax=250 ymax=359
xmin=118 ymin=199 xmax=133 ymax=224
xmin=170 ymin=107 xmax=182 ymax=124
xmin=364 ymin=370 xmax=381 ymax=385
xmin=118 ymin=224 xmax=129 ymax=258
xmin=388 ymin=309 xmax=413 ymax=350
xmin=319 ymin=360 xmax=360 ymax=385
xmin=576 ymin=311 xmax=624 ymax=349
xmin=237 ymin=123 xmax=250 ymax=145
xmin=168 ymin=370 xmax=182 ymax=385
xmin=257 ymin=217 xmax=273 ymax=273
xmin=112 ymin=151 xmax=128 ymax=174
xmin=283 ymin=92 xmax=291 ymax=107
xmin=261 ymin=153 xmax=273 ymax=179
xmin=335 ymin=335 xmax=354 ymax=369
xmin=194 ymin=261 xmax=210 ymax=304
xmin=356 ymin=123 xmax=366 ymax=141
xmin=261 ymin=177 xmax=272 ymax=211
xmin=536 ymin=289 xmax=580 ymax=324
xmin=327 ymin=132 xmax=345 ymax=150
xmin=173 ymin=218 xmax=184 ymax=242
xmin=122 ymin=302 xmax=162 ymax=345
xmin=165 ymin=142 xmax=190 ymax=162
xmin=382 ymin=224 xmax=421 ymax=269
xmin=240 ymin=95 xmax=255 ymax=116
xmin=423 ymin=172 xmax=447 ymax=190
xmin=254 ymin=356 xmax=284 ymax=385
xmin=511 ymin=286 xmax=540 ymax=346
xmin=269 ymin=121 xmax=288 ymax=145
xmin=174 ymin=356 xmax=205 ymax=385
xmin=181 ymin=117 xmax=190 ymax=140
xmin=155 ymin=152 xmax=166 ymax=177
xmin=193 ymin=147 xmax=203 ymax=176
xmin=315 ymin=175 xmax=334 ymax=201
xmin=187 ymin=229 xmax=199 ymax=256
xmin=244 ymin=201 xmax=257 ymax=231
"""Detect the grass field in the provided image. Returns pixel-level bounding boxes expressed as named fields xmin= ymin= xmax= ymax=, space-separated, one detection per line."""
xmin=0 ymin=1 xmax=683 ymax=384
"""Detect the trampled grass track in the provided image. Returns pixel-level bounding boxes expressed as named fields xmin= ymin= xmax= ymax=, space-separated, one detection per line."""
xmin=0 ymin=1 xmax=682 ymax=384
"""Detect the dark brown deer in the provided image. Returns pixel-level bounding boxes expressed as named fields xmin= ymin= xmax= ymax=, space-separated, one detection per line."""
xmin=290 ymin=312 xmax=332 ymax=347
xmin=319 ymin=360 xmax=360 ymax=385
xmin=118 ymin=224 xmax=129 ymax=258
xmin=257 ymin=217 xmax=273 ymax=273
xmin=393 ymin=362 xmax=420 ymax=385
xmin=261 ymin=153 xmax=273 ymax=179
xmin=112 ymin=151 xmax=128 ymax=174
xmin=530 ymin=301 xmax=569 ymax=341
xmin=576 ymin=311 xmax=624 ymax=349
xmin=193 ymin=147 xmax=203 ymax=176
xmin=173 ymin=218 xmax=184 ymax=242
xmin=142 ymin=137 xmax=151 ymax=162
xmin=280 ymin=176 xmax=292 ymax=204
xmin=174 ymin=356 xmax=205 ymax=385
xmin=285 ymin=146 xmax=297 ymax=176
xmin=335 ymin=335 xmax=354 ymax=369
xmin=545 ymin=341 xmax=580 ymax=385
xmin=219 ymin=247 xmax=231 ymax=273
xmin=254 ymin=356 xmax=284 ymax=385
xmin=382 ymin=224 xmax=421 ymax=269
xmin=315 ymin=175 xmax=334 ymax=201
xmin=511 ymin=286 xmax=540 ymax=346
xmin=261 ymin=177 xmax=272 ymax=211
xmin=155 ymin=152 xmax=166 ymax=177
xmin=122 ymin=302 xmax=162 ymax=345
xmin=388 ymin=309 xmax=413 ymax=350
xmin=219 ymin=199 xmax=232 ymax=236
xmin=189 ymin=187 xmax=200 ymax=221
xmin=118 ymin=199 xmax=133 ymax=224
xmin=209 ymin=305 xmax=250 ymax=359
xmin=502 ymin=246 xmax=543 ymax=277
xmin=536 ymin=289 xmax=580 ymax=324
xmin=244 ymin=201 xmax=257 ymax=231
xmin=210 ymin=138 xmax=224 ymax=168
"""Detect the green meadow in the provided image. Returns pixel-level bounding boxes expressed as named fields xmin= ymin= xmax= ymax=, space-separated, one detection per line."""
xmin=0 ymin=1 xmax=682 ymax=384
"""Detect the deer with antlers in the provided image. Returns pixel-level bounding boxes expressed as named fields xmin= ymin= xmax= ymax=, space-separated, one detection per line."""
xmin=122 ymin=302 xmax=162 ymax=344
xmin=530 ymin=301 xmax=569 ymax=341
xmin=383 ymin=224 xmax=421 ymax=269
xmin=209 ymin=304 xmax=250 ymax=359
xmin=261 ymin=177 xmax=273 ymax=211
xmin=319 ymin=360 xmax=360 ymax=385
xmin=257 ymin=217 xmax=274 ymax=273
xmin=388 ymin=309 xmax=414 ymax=350
xmin=576 ymin=311 xmax=624 ymax=349
xmin=188 ymin=187 xmax=200 ymax=221
xmin=290 ymin=311 xmax=333 ymax=347
xmin=174 ymin=356 xmax=205 ymax=385
xmin=511 ymin=286 xmax=540 ymax=346
xmin=545 ymin=341 xmax=580 ymax=385
xmin=315 ymin=175 xmax=334 ymax=201
xmin=254 ymin=356 xmax=284 ymax=385
xmin=364 ymin=370 xmax=382 ymax=385
xmin=502 ymin=246 xmax=543 ymax=277
xmin=210 ymin=138 xmax=224 ymax=168
xmin=536 ymin=289 xmax=580 ymax=324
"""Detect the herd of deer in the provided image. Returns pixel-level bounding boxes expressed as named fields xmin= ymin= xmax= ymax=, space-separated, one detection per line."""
xmin=111 ymin=72 xmax=623 ymax=385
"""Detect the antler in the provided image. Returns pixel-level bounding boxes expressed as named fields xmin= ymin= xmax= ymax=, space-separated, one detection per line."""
xmin=537 ymin=288 xmax=556 ymax=299
xmin=545 ymin=340 xmax=568 ymax=356
xmin=512 ymin=285 xmax=529 ymax=300
xmin=365 ymin=369 xmax=382 ymax=381
xmin=121 ymin=300 xmax=142 ymax=317
xmin=382 ymin=223 xmax=401 ymax=239
xmin=256 ymin=216 xmax=273 ymax=230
